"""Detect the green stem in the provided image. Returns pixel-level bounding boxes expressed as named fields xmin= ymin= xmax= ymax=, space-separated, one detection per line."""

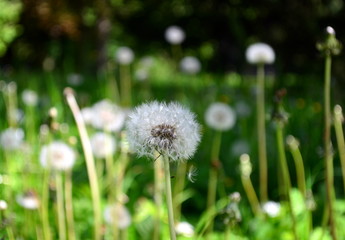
xmin=206 ymin=131 xmax=222 ymax=237
xmin=257 ymin=63 xmax=268 ymax=203
xmin=287 ymin=137 xmax=306 ymax=197
xmin=153 ymin=154 xmax=163 ymax=240
xmin=173 ymin=161 xmax=187 ymax=222
xmin=324 ymin=53 xmax=337 ymax=240
xmin=333 ymin=105 xmax=345 ymax=194
xmin=41 ymin=169 xmax=51 ymax=240
xmin=163 ymin=155 xmax=176 ymax=240
xmin=65 ymin=89 xmax=102 ymax=240
xmin=120 ymin=65 xmax=131 ymax=107
xmin=56 ymin=172 xmax=66 ymax=240
xmin=65 ymin=170 xmax=76 ymax=240
xmin=276 ymin=123 xmax=298 ymax=240
xmin=241 ymin=174 xmax=261 ymax=216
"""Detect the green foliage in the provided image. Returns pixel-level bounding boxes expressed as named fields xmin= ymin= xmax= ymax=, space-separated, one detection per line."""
xmin=0 ymin=0 xmax=22 ymax=56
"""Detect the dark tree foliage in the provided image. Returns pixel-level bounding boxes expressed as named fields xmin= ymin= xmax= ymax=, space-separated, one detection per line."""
xmin=2 ymin=0 xmax=345 ymax=79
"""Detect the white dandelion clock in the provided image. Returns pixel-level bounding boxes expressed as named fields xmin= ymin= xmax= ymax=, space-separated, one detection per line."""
xmin=262 ymin=201 xmax=281 ymax=217
xmin=246 ymin=43 xmax=275 ymax=64
xmin=90 ymin=132 xmax=116 ymax=159
xmin=104 ymin=204 xmax=131 ymax=229
xmin=180 ymin=56 xmax=201 ymax=74
xmin=205 ymin=102 xmax=236 ymax=131
xmin=0 ymin=200 xmax=7 ymax=210
xmin=126 ymin=101 xmax=200 ymax=161
xmin=22 ymin=89 xmax=38 ymax=106
xmin=40 ymin=141 xmax=76 ymax=171
xmin=16 ymin=191 xmax=40 ymax=210
xmin=91 ymin=99 xmax=127 ymax=132
xmin=81 ymin=107 xmax=94 ymax=125
xmin=115 ymin=46 xmax=134 ymax=65
xmin=0 ymin=128 xmax=24 ymax=151
xmin=175 ymin=222 xmax=195 ymax=237
xmin=165 ymin=26 xmax=185 ymax=45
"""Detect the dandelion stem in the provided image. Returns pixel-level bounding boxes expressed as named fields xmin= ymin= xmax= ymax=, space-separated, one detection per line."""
xmin=206 ymin=131 xmax=222 ymax=238
xmin=240 ymin=172 xmax=260 ymax=215
xmin=275 ymin=123 xmax=298 ymax=240
xmin=334 ymin=105 xmax=345 ymax=194
xmin=65 ymin=170 xmax=76 ymax=240
xmin=287 ymin=136 xmax=306 ymax=197
xmin=153 ymin=153 xmax=164 ymax=240
xmin=120 ymin=65 xmax=131 ymax=107
xmin=256 ymin=63 xmax=268 ymax=203
xmin=64 ymin=88 xmax=102 ymax=240
xmin=56 ymin=172 xmax=66 ymax=240
xmin=163 ymin=155 xmax=176 ymax=240
xmin=173 ymin=161 xmax=187 ymax=222
xmin=41 ymin=169 xmax=51 ymax=240
xmin=324 ymin=53 xmax=337 ymax=240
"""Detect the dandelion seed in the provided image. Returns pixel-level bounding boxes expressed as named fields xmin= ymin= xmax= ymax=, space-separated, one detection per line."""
xmin=205 ymin=102 xmax=236 ymax=131
xmin=175 ymin=221 xmax=194 ymax=238
xmin=115 ymin=46 xmax=134 ymax=65
xmin=104 ymin=203 xmax=131 ymax=229
xmin=40 ymin=141 xmax=76 ymax=171
xmin=187 ymin=165 xmax=198 ymax=183
xmin=0 ymin=128 xmax=24 ymax=151
xmin=180 ymin=56 xmax=201 ymax=74
xmin=90 ymin=132 xmax=116 ymax=159
xmin=246 ymin=43 xmax=275 ymax=64
xmin=22 ymin=89 xmax=38 ymax=106
xmin=126 ymin=101 xmax=201 ymax=161
xmin=165 ymin=26 xmax=185 ymax=45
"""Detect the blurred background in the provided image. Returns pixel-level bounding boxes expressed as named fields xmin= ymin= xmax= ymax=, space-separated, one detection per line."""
xmin=1 ymin=0 xmax=345 ymax=77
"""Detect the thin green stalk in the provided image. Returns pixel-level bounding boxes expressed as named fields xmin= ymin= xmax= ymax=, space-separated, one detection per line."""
xmin=206 ymin=131 xmax=222 ymax=237
xmin=41 ymin=169 xmax=52 ymax=240
xmin=241 ymin=174 xmax=261 ymax=216
xmin=276 ymin=123 xmax=298 ymax=240
xmin=286 ymin=136 xmax=306 ymax=197
xmin=163 ymin=155 xmax=176 ymax=240
xmin=324 ymin=54 xmax=337 ymax=240
xmin=65 ymin=170 xmax=76 ymax=240
xmin=153 ymin=153 xmax=163 ymax=240
xmin=120 ymin=65 xmax=131 ymax=107
xmin=256 ymin=63 xmax=268 ymax=203
xmin=333 ymin=105 xmax=345 ymax=194
xmin=173 ymin=161 xmax=187 ymax=222
xmin=65 ymin=88 xmax=102 ymax=240
xmin=6 ymin=227 xmax=15 ymax=240
xmin=56 ymin=172 xmax=66 ymax=240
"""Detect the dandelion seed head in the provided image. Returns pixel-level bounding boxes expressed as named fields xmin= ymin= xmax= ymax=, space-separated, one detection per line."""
xmin=205 ymin=102 xmax=236 ymax=131
xmin=115 ymin=46 xmax=134 ymax=65
xmin=126 ymin=101 xmax=201 ymax=161
xmin=22 ymin=89 xmax=38 ymax=106
xmin=0 ymin=200 xmax=7 ymax=210
xmin=246 ymin=43 xmax=275 ymax=64
xmin=175 ymin=221 xmax=194 ymax=237
xmin=104 ymin=204 xmax=131 ymax=229
xmin=165 ymin=26 xmax=185 ymax=45
xmin=90 ymin=132 xmax=116 ymax=158
xmin=0 ymin=128 xmax=24 ymax=151
xmin=262 ymin=201 xmax=281 ymax=217
xmin=180 ymin=56 xmax=201 ymax=74
xmin=91 ymin=100 xmax=127 ymax=132
xmin=16 ymin=191 xmax=39 ymax=210
xmin=40 ymin=141 xmax=76 ymax=171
